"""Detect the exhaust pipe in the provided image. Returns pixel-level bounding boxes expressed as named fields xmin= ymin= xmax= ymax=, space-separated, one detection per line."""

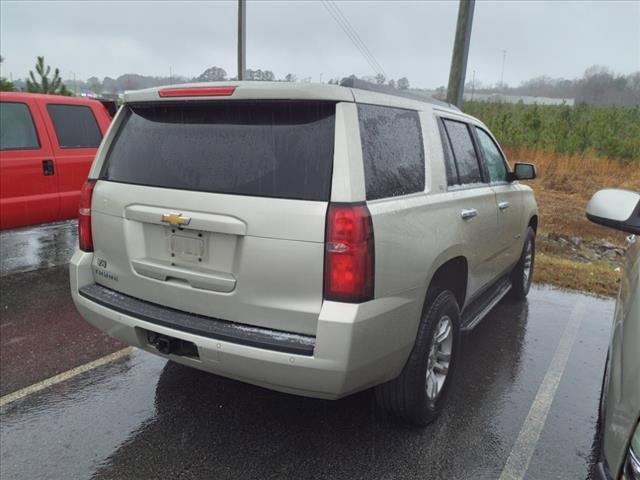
xmin=147 ymin=331 xmax=172 ymax=355
xmin=146 ymin=331 xmax=199 ymax=358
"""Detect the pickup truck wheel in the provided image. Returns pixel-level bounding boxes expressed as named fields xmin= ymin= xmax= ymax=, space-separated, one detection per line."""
xmin=509 ymin=226 xmax=536 ymax=300
xmin=375 ymin=290 xmax=460 ymax=426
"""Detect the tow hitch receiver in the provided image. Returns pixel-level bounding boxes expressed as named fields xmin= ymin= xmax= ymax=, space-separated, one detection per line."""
xmin=146 ymin=331 xmax=199 ymax=359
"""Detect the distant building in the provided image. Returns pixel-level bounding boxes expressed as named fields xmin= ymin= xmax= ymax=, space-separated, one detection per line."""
xmin=463 ymin=92 xmax=575 ymax=106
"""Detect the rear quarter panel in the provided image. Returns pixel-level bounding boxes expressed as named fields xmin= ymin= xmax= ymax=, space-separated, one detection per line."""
xmin=365 ymin=109 xmax=468 ymax=345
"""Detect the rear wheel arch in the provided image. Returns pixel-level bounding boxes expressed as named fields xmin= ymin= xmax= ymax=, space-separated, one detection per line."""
xmin=528 ymin=214 xmax=538 ymax=234
xmin=427 ymin=256 xmax=468 ymax=309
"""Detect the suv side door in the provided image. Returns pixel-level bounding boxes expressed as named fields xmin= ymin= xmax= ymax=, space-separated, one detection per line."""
xmin=0 ymin=98 xmax=59 ymax=229
xmin=473 ymin=126 xmax=524 ymax=272
xmin=437 ymin=117 xmax=503 ymax=298
xmin=37 ymin=100 xmax=107 ymax=221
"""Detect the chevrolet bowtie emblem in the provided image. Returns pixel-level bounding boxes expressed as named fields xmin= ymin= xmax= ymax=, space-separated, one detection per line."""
xmin=161 ymin=212 xmax=191 ymax=227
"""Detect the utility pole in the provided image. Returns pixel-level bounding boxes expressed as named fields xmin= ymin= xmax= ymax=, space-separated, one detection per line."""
xmin=237 ymin=0 xmax=246 ymax=80
xmin=471 ymin=69 xmax=476 ymax=100
xmin=446 ymin=0 xmax=475 ymax=108
xmin=500 ymin=49 xmax=507 ymax=93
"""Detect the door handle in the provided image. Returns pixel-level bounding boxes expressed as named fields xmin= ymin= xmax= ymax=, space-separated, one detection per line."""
xmin=461 ymin=208 xmax=478 ymax=220
xmin=498 ymin=201 xmax=510 ymax=210
xmin=42 ymin=159 xmax=55 ymax=176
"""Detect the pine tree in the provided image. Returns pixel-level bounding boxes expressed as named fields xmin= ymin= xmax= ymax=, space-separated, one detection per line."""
xmin=26 ymin=56 xmax=72 ymax=95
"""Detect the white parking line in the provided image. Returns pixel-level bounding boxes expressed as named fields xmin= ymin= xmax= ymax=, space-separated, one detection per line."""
xmin=0 ymin=347 xmax=133 ymax=408
xmin=498 ymin=298 xmax=586 ymax=480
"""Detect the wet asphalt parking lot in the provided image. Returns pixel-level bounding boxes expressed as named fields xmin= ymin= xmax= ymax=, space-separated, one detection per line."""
xmin=0 ymin=221 xmax=615 ymax=480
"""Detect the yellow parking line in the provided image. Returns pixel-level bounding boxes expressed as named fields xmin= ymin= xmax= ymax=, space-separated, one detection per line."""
xmin=0 ymin=347 xmax=133 ymax=408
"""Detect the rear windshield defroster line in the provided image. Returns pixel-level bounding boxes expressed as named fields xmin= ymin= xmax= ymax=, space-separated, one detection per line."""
xmin=101 ymin=101 xmax=337 ymax=201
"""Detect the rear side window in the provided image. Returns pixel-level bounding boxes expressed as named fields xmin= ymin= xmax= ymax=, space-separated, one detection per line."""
xmin=358 ymin=104 xmax=425 ymax=200
xmin=441 ymin=119 xmax=483 ymax=186
xmin=47 ymin=104 xmax=102 ymax=148
xmin=103 ymin=101 xmax=336 ymax=201
xmin=0 ymin=102 xmax=40 ymax=150
xmin=437 ymin=119 xmax=458 ymax=186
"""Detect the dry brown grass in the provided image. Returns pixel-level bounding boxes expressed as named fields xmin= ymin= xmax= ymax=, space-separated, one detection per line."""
xmin=535 ymin=252 xmax=621 ymax=297
xmin=502 ymin=146 xmax=638 ymax=296
xmin=504 ymin=146 xmax=640 ymax=201
xmin=505 ymin=146 xmax=639 ymax=244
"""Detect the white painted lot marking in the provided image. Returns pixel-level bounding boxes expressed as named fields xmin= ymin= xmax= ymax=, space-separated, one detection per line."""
xmin=0 ymin=347 xmax=133 ymax=407
xmin=499 ymin=298 xmax=586 ymax=480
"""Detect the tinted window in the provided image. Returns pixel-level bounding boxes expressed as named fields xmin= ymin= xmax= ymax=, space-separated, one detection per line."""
xmin=358 ymin=104 xmax=425 ymax=200
xmin=475 ymin=127 xmax=508 ymax=183
xmin=437 ymin=119 xmax=459 ymax=186
xmin=0 ymin=102 xmax=40 ymax=150
xmin=442 ymin=119 xmax=483 ymax=185
xmin=47 ymin=104 xmax=102 ymax=148
xmin=103 ymin=102 xmax=336 ymax=201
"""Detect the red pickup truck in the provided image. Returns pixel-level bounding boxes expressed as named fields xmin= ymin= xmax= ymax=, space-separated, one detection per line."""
xmin=0 ymin=92 xmax=113 ymax=229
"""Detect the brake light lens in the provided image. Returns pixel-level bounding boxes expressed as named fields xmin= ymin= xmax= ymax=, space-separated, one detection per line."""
xmin=78 ymin=180 xmax=96 ymax=252
xmin=324 ymin=203 xmax=374 ymax=303
xmin=158 ymin=86 xmax=236 ymax=97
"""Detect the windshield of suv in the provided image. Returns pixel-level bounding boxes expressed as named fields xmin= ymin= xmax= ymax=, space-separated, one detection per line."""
xmin=102 ymin=101 xmax=336 ymax=201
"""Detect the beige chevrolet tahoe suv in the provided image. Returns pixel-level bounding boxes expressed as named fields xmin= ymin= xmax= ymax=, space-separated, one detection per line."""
xmin=70 ymin=80 xmax=538 ymax=425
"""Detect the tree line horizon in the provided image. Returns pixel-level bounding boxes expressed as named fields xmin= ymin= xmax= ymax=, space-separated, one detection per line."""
xmin=2 ymin=57 xmax=638 ymax=107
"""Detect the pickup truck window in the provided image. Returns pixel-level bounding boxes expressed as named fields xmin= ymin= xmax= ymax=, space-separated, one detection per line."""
xmin=47 ymin=104 xmax=102 ymax=148
xmin=475 ymin=127 xmax=508 ymax=183
xmin=442 ymin=119 xmax=483 ymax=186
xmin=0 ymin=102 xmax=40 ymax=150
xmin=358 ymin=104 xmax=425 ymax=200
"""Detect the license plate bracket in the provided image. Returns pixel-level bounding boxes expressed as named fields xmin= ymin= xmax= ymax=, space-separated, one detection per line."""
xmin=170 ymin=233 xmax=205 ymax=262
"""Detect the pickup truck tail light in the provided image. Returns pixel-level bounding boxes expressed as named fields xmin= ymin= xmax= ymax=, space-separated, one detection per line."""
xmin=324 ymin=203 xmax=374 ymax=303
xmin=79 ymin=180 xmax=96 ymax=252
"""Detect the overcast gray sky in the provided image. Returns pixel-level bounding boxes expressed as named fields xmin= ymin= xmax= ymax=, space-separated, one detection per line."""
xmin=1 ymin=0 xmax=638 ymax=88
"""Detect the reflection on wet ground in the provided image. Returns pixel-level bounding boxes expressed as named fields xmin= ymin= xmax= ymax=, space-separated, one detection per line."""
xmin=0 ymin=277 xmax=614 ymax=479
xmin=0 ymin=220 xmax=77 ymax=276
xmin=0 ymin=265 xmax=124 ymax=396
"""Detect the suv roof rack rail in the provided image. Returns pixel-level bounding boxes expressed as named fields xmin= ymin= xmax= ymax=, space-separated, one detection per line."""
xmin=340 ymin=78 xmax=460 ymax=111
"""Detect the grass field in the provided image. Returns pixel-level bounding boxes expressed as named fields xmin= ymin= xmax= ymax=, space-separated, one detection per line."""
xmin=503 ymin=146 xmax=640 ymax=296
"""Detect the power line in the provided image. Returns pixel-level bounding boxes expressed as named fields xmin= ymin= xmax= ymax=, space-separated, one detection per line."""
xmin=327 ymin=0 xmax=387 ymax=78
xmin=321 ymin=0 xmax=378 ymax=75
xmin=321 ymin=0 xmax=386 ymax=78
xmin=323 ymin=0 xmax=386 ymax=77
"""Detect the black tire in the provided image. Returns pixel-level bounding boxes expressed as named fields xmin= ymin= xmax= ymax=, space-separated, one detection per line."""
xmin=375 ymin=289 xmax=460 ymax=426
xmin=509 ymin=226 xmax=535 ymax=300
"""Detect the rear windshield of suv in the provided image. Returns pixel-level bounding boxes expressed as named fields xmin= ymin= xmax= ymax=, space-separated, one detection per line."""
xmin=102 ymin=101 xmax=336 ymax=201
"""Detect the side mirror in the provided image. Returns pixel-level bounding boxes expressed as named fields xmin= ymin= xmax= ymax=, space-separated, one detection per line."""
xmin=512 ymin=163 xmax=537 ymax=180
xmin=586 ymin=189 xmax=640 ymax=235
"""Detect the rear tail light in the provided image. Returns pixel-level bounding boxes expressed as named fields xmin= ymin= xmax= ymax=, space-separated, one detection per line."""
xmin=158 ymin=86 xmax=236 ymax=97
xmin=79 ymin=180 xmax=96 ymax=252
xmin=324 ymin=203 xmax=375 ymax=303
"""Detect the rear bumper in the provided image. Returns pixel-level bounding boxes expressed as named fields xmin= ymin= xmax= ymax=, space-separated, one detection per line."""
xmin=70 ymin=251 xmax=421 ymax=399
xmin=79 ymin=283 xmax=316 ymax=356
